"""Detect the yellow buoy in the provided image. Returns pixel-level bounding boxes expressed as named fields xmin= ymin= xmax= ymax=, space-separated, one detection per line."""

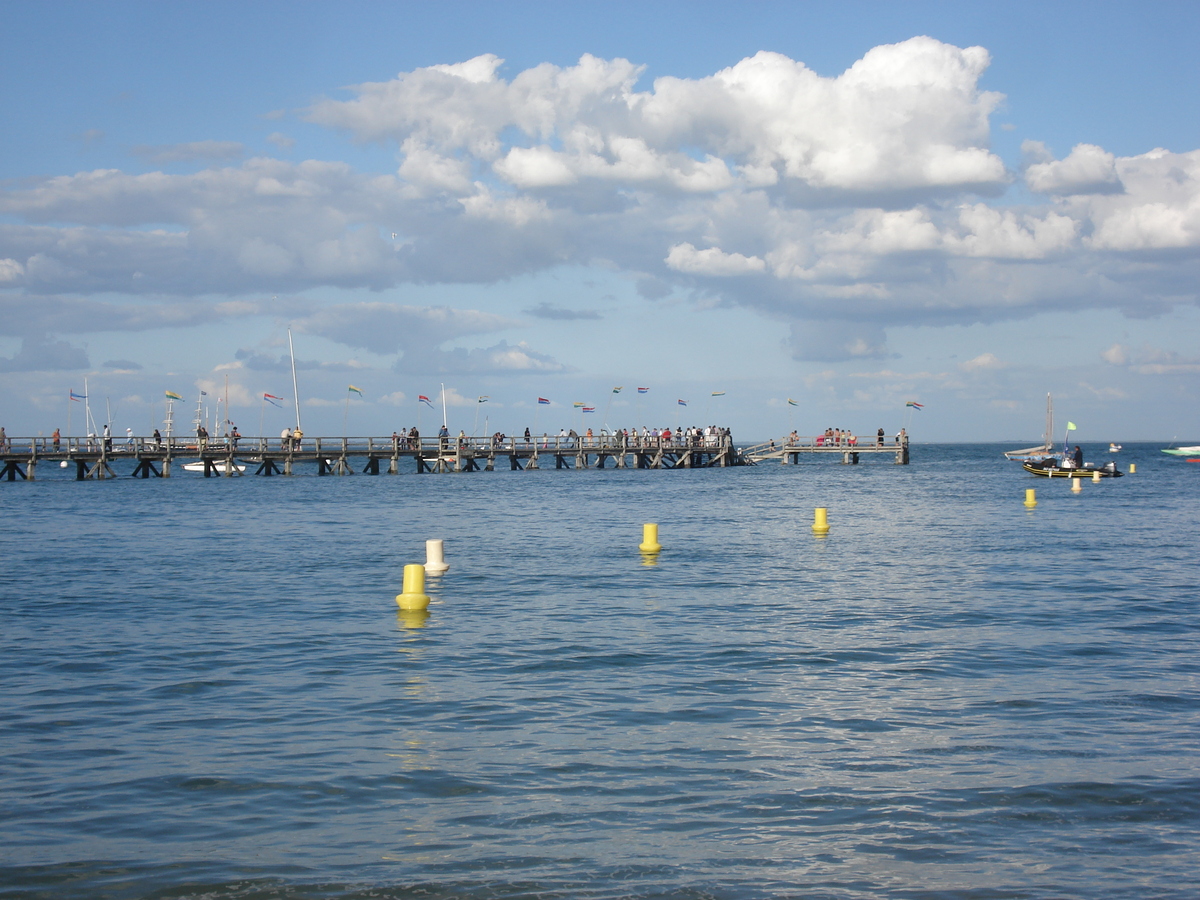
xmin=1129 ymin=463 xmax=1136 ymax=474
xmin=1092 ymin=470 xmax=1101 ymax=483
xmin=424 ymin=538 xmax=449 ymax=575
xmin=1071 ymin=476 xmax=1083 ymax=493
xmin=812 ymin=507 xmax=830 ymax=534
xmin=1024 ymin=488 xmax=1037 ymax=508
xmin=395 ymin=563 xmax=431 ymax=611
xmin=638 ymin=523 xmax=662 ymax=554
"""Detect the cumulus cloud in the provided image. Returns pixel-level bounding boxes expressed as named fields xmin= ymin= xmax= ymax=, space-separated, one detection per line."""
xmin=960 ymin=352 xmax=1005 ymax=371
xmin=1024 ymin=142 xmax=1122 ymax=195
xmin=1101 ymin=343 xmax=1129 ymax=365
xmin=666 ymin=242 xmax=766 ymax=276
xmin=309 ymin=39 xmax=1006 ymax=197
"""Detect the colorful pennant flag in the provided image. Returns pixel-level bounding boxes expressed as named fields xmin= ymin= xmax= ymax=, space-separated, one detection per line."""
xmin=348 ymin=385 xmax=363 ymax=395
xmin=637 ymin=387 xmax=649 ymax=394
xmin=538 ymin=397 xmax=550 ymax=405
xmin=906 ymin=401 xmax=923 ymax=409
xmin=612 ymin=386 xmax=623 ymax=393
xmin=787 ymin=398 xmax=799 ymax=407
xmin=477 ymin=395 xmax=489 ymax=403
xmin=582 ymin=406 xmax=595 ymax=413
xmin=419 ymin=395 xmax=434 ymax=407
xmin=711 ymin=391 xmax=725 ymax=397
xmin=573 ymin=402 xmax=584 ymax=408
xmin=165 ymin=390 xmax=183 ymax=401
xmin=70 ymin=390 xmax=86 ymax=402
xmin=1067 ymin=421 xmax=1077 ymax=430
xmin=678 ymin=399 xmax=687 ymax=406
xmin=264 ymin=393 xmax=283 ymax=408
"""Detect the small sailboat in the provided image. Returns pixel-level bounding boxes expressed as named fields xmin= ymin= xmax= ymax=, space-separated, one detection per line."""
xmin=182 ymin=459 xmax=247 ymax=473
xmin=1005 ymin=394 xmax=1056 ymax=461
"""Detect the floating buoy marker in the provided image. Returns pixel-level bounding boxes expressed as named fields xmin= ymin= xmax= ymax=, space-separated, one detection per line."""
xmin=424 ymin=539 xmax=449 ymax=575
xmin=1129 ymin=463 xmax=1136 ymax=474
xmin=1071 ymin=476 xmax=1083 ymax=493
xmin=395 ymin=564 xmax=431 ymax=611
xmin=812 ymin=507 xmax=830 ymax=534
xmin=1024 ymin=488 xmax=1037 ymax=508
xmin=638 ymin=523 xmax=662 ymax=554
xmin=1092 ymin=470 xmax=1101 ymax=483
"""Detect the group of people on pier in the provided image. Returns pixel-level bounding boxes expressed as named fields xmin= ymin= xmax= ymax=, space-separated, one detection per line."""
xmin=805 ymin=427 xmax=906 ymax=448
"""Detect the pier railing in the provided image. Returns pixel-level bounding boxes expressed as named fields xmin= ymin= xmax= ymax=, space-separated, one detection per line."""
xmin=0 ymin=431 xmax=743 ymax=479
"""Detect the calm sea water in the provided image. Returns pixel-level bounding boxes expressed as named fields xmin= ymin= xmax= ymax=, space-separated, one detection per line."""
xmin=2 ymin=444 xmax=1198 ymax=899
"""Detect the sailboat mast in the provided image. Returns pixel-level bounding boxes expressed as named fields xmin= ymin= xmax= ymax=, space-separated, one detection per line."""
xmin=1045 ymin=393 xmax=1053 ymax=449
xmin=440 ymin=382 xmax=447 ymax=429
xmin=288 ymin=328 xmax=301 ymax=431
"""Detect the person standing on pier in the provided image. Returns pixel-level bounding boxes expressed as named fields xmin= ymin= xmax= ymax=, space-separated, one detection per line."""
xmin=877 ymin=427 xmax=885 ymax=446
xmin=0 ymin=426 xmax=7 ymax=451
xmin=281 ymin=426 xmax=292 ymax=451
xmin=52 ymin=428 xmax=60 ymax=451
xmin=152 ymin=428 xmax=161 ymax=447
xmin=292 ymin=427 xmax=303 ymax=451
xmin=103 ymin=424 xmax=112 ymax=452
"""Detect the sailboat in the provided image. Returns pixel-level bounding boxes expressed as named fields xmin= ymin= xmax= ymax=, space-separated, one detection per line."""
xmin=1004 ymin=394 xmax=1055 ymax=461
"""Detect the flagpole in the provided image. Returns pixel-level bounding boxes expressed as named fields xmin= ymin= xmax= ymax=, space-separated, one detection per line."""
xmin=440 ymin=383 xmax=447 ymax=430
xmin=259 ymin=395 xmax=265 ymax=437
xmin=343 ymin=391 xmax=351 ymax=436
xmin=67 ymin=391 xmax=72 ymax=438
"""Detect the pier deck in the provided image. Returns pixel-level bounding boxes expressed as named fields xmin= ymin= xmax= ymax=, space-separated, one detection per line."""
xmin=0 ymin=433 xmax=743 ymax=480
xmin=744 ymin=435 xmax=910 ymax=465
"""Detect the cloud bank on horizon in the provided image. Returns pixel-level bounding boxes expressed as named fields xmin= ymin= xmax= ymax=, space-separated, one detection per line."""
xmin=1 ymin=35 xmax=1198 ymax=434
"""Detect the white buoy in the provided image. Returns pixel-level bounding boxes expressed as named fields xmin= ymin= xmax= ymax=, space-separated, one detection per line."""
xmin=424 ymin=539 xmax=449 ymax=575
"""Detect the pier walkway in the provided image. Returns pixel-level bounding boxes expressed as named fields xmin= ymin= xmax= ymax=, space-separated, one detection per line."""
xmin=0 ymin=433 xmax=745 ymax=480
xmin=744 ymin=434 xmax=910 ymax=465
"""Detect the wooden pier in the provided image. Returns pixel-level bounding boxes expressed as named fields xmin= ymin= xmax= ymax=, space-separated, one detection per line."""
xmin=743 ymin=435 xmax=910 ymax=465
xmin=0 ymin=432 xmax=744 ymax=481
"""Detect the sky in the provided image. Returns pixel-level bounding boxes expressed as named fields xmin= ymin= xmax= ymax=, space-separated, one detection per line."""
xmin=2 ymin=0 xmax=1199 ymax=443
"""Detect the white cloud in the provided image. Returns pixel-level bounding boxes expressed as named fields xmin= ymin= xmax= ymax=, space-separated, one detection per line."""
xmin=0 ymin=258 xmax=24 ymax=282
xmin=665 ymin=242 xmax=765 ymax=276
xmin=1101 ymin=343 xmax=1129 ymax=365
xmin=1024 ymin=142 xmax=1122 ymax=195
xmin=960 ymin=352 xmax=1005 ymax=371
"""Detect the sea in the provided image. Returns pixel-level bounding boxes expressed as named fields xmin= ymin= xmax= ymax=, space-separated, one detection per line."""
xmin=2 ymin=443 xmax=1197 ymax=900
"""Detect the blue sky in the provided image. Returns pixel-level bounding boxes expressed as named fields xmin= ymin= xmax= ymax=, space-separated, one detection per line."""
xmin=2 ymin=1 xmax=1199 ymax=442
